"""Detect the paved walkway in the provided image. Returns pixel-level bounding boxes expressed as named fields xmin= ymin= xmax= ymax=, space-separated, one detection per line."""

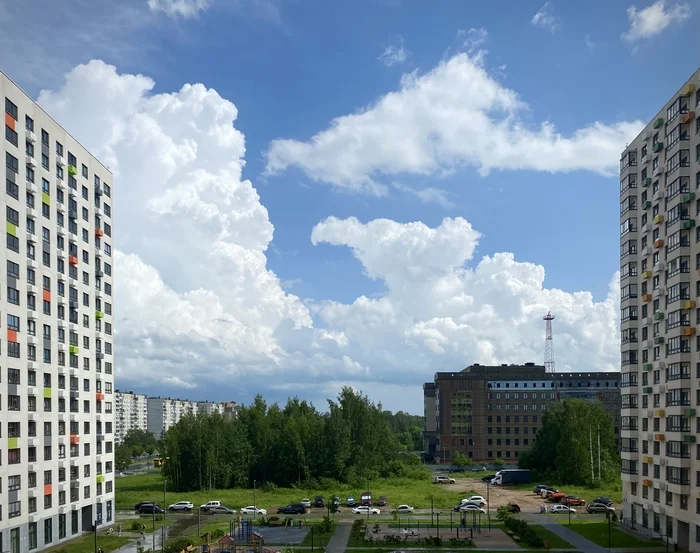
xmin=522 ymin=513 xmax=608 ymax=553
xmin=326 ymin=523 xmax=353 ymax=553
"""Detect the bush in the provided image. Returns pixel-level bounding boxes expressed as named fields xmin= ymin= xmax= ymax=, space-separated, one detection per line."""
xmin=496 ymin=505 xmax=514 ymax=522
xmin=163 ymin=537 xmax=194 ymax=553
xmin=318 ymin=515 xmax=333 ymax=534
xmin=261 ymin=481 xmax=278 ymax=493
xmin=504 ymin=517 xmax=544 ymax=548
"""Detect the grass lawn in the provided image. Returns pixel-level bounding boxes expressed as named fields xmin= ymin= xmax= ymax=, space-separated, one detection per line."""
xmin=520 ymin=525 xmax=574 ymax=549
xmin=563 ymin=520 xmax=657 ymax=548
xmin=117 ymin=471 xmax=478 ymax=511
xmin=511 ymin=479 xmax=623 ymax=504
xmin=300 ymin=522 xmax=336 ymax=546
xmin=46 ymin=535 xmax=131 ymax=553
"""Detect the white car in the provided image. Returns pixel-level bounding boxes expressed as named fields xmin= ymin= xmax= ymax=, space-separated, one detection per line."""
xmin=551 ymin=505 xmax=576 ymax=514
xmin=464 ymin=496 xmax=486 ymax=506
xmin=352 ymin=505 xmax=380 ymax=515
xmin=200 ymin=501 xmax=221 ymax=510
xmin=301 ymin=498 xmax=311 ymax=508
xmin=168 ymin=501 xmax=193 ymax=511
xmin=459 ymin=504 xmax=486 ymax=514
xmin=240 ymin=506 xmax=267 ymax=516
xmin=393 ymin=505 xmax=414 ymax=514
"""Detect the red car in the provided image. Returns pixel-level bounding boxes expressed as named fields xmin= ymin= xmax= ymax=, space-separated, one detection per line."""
xmin=561 ymin=496 xmax=585 ymax=506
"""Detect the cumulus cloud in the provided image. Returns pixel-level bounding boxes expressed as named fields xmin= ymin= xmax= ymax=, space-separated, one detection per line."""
xmin=37 ymin=61 xmax=621 ymax=412
xmin=531 ymin=2 xmax=561 ymax=32
xmin=265 ymin=52 xmax=643 ymax=195
xmin=378 ymin=37 xmax=409 ymax=66
xmin=622 ymin=0 xmax=691 ymax=42
xmin=147 ymin=0 xmax=210 ymax=18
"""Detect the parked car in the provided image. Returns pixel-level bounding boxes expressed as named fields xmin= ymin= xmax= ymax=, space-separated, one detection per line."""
xmin=360 ymin=492 xmax=373 ymax=506
xmin=376 ymin=496 xmax=387 ymax=507
xmin=314 ymin=496 xmax=325 ymax=508
xmin=346 ymin=497 xmax=356 ymax=506
xmin=138 ymin=504 xmax=165 ymax=514
xmin=504 ymin=503 xmax=521 ymax=513
xmin=433 ymin=476 xmax=456 ymax=484
xmin=549 ymin=492 xmax=566 ymax=501
xmin=587 ymin=503 xmax=615 ymax=514
xmin=481 ymin=474 xmax=497 ymax=482
xmin=464 ymin=496 xmax=486 ymax=507
xmin=448 ymin=468 xmax=466 ymax=473
xmin=561 ymin=496 xmax=585 ymax=507
xmin=533 ymin=485 xmax=548 ymax=494
xmin=240 ymin=506 xmax=267 ymax=516
xmin=459 ymin=504 xmax=486 ymax=514
xmin=168 ymin=501 xmax=193 ymax=511
xmin=551 ymin=505 xmax=576 ymax=514
xmin=200 ymin=501 xmax=222 ymax=511
xmin=592 ymin=497 xmax=614 ymax=507
xmin=278 ymin=504 xmax=307 ymax=515
xmin=135 ymin=501 xmax=154 ymax=511
xmin=301 ymin=498 xmax=311 ymax=508
xmin=471 ymin=466 xmax=487 ymax=472
xmin=393 ymin=505 xmax=414 ymax=514
xmin=352 ymin=505 xmax=380 ymax=515
xmin=206 ymin=505 xmax=236 ymax=515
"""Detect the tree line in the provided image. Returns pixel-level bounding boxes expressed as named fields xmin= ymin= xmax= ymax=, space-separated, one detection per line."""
xmin=159 ymin=387 xmax=428 ymax=492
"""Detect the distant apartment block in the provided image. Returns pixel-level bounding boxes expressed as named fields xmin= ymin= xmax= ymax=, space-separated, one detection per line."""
xmin=114 ymin=391 xmax=148 ymax=443
xmin=146 ymin=397 xmax=198 ymax=438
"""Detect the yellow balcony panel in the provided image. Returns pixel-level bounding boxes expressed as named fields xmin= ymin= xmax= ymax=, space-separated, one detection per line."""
xmin=679 ymin=83 xmax=696 ymax=96
xmin=654 ymin=409 xmax=665 ymax=417
xmin=682 ymin=300 xmax=696 ymax=310
xmin=642 ymin=294 xmax=652 ymax=302
xmin=642 ymin=456 xmax=653 ymax=464
xmin=653 ymin=214 xmax=664 ymax=225
xmin=8 ymin=437 xmax=18 ymax=449
xmin=642 ymin=271 xmax=653 ymax=279
xmin=681 ymin=112 xmax=696 ymax=125
xmin=681 ymin=327 xmax=696 ymax=336
xmin=654 ymin=433 xmax=665 ymax=441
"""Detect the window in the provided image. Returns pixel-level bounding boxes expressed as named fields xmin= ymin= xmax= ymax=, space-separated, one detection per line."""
xmin=29 ymin=522 xmax=38 ymax=550
xmin=7 ymin=286 xmax=20 ymax=305
xmin=6 ymin=151 xmax=19 ymax=172
xmin=5 ymin=97 xmax=18 ymax=119
xmin=26 ymin=115 xmax=34 ymax=131
xmin=6 ymin=177 xmax=19 ymax=198
xmin=44 ymin=518 xmax=53 ymax=545
xmin=6 ymin=124 xmax=18 ymax=146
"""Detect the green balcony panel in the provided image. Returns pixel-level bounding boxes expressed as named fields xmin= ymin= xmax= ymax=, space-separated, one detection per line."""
xmin=8 ymin=437 xmax=18 ymax=449
xmin=654 ymin=337 xmax=664 ymax=344
xmin=642 ymin=177 xmax=652 ymax=187
xmin=681 ymin=193 xmax=696 ymax=203
xmin=654 ymin=312 xmax=664 ymax=320
xmin=683 ymin=219 xmax=695 ymax=229
xmin=69 ymin=345 xmax=79 ymax=355
xmin=68 ymin=164 xmax=77 ymax=177
xmin=643 ymin=200 xmax=652 ymax=209
xmin=6 ymin=221 xmax=17 ymax=237
xmin=643 ymin=386 xmax=652 ymax=393
xmin=683 ymin=435 xmax=696 ymax=443
xmin=96 ymin=475 xmax=105 ymax=484
xmin=683 ymin=408 xmax=696 ymax=417
xmin=653 ymin=117 xmax=664 ymax=129
xmin=95 ymin=310 xmax=104 ymax=320
xmin=643 ymin=363 xmax=653 ymax=371
xmin=43 ymin=387 xmax=52 ymax=399
xmin=653 ymin=142 xmax=664 ymax=153
xmin=42 ymin=192 xmax=50 ymax=205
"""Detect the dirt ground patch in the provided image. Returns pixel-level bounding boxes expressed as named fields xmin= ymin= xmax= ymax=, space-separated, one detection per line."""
xmin=453 ymin=478 xmax=544 ymax=513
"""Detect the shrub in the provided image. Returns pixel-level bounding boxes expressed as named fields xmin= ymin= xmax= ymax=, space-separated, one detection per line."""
xmin=261 ymin=481 xmax=278 ymax=493
xmin=163 ymin=537 xmax=194 ymax=553
xmin=318 ymin=515 xmax=333 ymax=534
xmin=496 ymin=505 xmax=514 ymax=522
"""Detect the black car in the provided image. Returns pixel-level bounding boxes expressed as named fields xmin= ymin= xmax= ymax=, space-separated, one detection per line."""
xmin=134 ymin=501 xmax=154 ymax=511
xmin=377 ymin=496 xmax=387 ymax=507
xmin=138 ymin=504 xmax=164 ymax=514
xmin=481 ymin=474 xmax=496 ymax=482
xmin=593 ymin=496 xmax=613 ymax=506
xmin=504 ymin=504 xmax=521 ymax=513
xmin=533 ymin=485 xmax=548 ymax=494
xmin=277 ymin=504 xmax=307 ymax=515
xmin=314 ymin=496 xmax=325 ymax=508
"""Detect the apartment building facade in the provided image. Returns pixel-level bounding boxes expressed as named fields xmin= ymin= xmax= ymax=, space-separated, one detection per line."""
xmin=146 ymin=397 xmax=198 ymax=438
xmin=619 ymin=68 xmax=700 ymax=552
xmin=114 ymin=391 xmax=148 ymax=444
xmin=1 ymin=73 xmax=116 ymax=553
xmin=425 ymin=363 xmax=620 ymax=463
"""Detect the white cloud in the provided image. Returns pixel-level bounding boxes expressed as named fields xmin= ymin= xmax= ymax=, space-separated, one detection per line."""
xmin=391 ymin=183 xmax=454 ymax=208
xmin=457 ymin=27 xmax=489 ymax=56
xmin=622 ymin=0 xmax=691 ymax=42
xmin=265 ymin=52 xmax=643 ymax=195
xmin=37 ymin=61 xmax=622 ymax=412
xmin=585 ymin=34 xmax=596 ymax=50
xmin=531 ymin=2 xmax=561 ymax=32
xmin=147 ymin=0 xmax=210 ymax=18
xmin=378 ymin=37 xmax=409 ymax=67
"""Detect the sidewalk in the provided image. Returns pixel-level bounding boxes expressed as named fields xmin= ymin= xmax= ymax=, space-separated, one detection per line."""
xmin=522 ymin=513 xmax=608 ymax=553
xmin=326 ymin=523 xmax=352 ymax=553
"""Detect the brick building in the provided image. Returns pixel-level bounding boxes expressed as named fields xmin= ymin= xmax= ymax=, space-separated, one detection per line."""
xmin=424 ymin=363 xmax=621 ymax=463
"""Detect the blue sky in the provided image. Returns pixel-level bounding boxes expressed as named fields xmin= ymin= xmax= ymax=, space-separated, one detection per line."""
xmin=3 ymin=0 xmax=697 ymax=412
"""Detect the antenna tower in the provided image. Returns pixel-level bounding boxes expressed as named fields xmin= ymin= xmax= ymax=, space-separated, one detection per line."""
xmin=543 ymin=311 xmax=555 ymax=373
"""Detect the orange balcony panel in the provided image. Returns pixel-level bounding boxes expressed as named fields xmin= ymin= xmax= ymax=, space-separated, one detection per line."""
xmin=69 ymin=255 xmax=78 ymax=266
xmin=7 ymin=329 xmax=18 ymax=342
xmin=642 ymin=294 xmax=652 ymax=302
xmin=5 ymin=112 xmax=15 ymax=130
xmin=95 ymin=228 xmax=104 ymax=237
xmin=682 ymin=327 xmax=697 ymax=336
xmin=681 ymin=112 xmax=696 ymax=124
xmin=44 ymin=483 xmax=52 ymax=495
xmin=43 ymin=289 xmax=51 ymax=302
xmin=653 ymin=239 xmax=664 ymax=248
xmin=643 ymin=479 xmax=653 ymax=486
xmin=70 ymin=434 xmax=80 ymax=445
xmin=654 ymin=433 xmax=665 ymax=441
xmin=96 ymin=392 xmax=104 ymax=401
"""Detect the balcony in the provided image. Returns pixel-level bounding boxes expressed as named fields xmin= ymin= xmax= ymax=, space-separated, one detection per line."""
xmin=96 ymin=392 xmax=104 ymax=402
xmin=643 ymin=479 xmax=653 ymax=486
xmin=653 ymin=214 xmax=664 ymax=225
xmin=653 ymin=117 xmax=664 ymax=129
xmin=642 ymin=270 xmax=652 ymax=279
xmin=67 ymin=164 xmax=77 ymax=177
xmin=643 ymin=386 xmax=652 ymax=393
xmin=643 ymin=363 xmax=653 ymax=371
xmin=682 ymin=435 xmax=696 ymax=443
xmin=680 ymin=83 xmax=696 ymax=96
xmin=642 ymin=177 xmax=652 ymax=187
xmin=653 ymin=239 xmax=664 ymax=248
xmin=682 ymin=300 xmax=696 ymax=309
xmin=70 ymin=434 xmax=79 ymax=445
xmin=682 ymin=408 xmax=696 ymax=417
xmin=642 ymin=293 xmax=652 ymax=302
xmin=683 ymin=219 xmax=695 ymax=229
xmin=95 ymin=310 xmax=104 ymax=320
xmin=653 ymin=142 xmax=664 ymax=153
xmin=95 ymin=228 xmax=104 ymax=237
xmin=642 ymin=200 xmax=652 ymax=210
xmin=653 ymin=312 xmax=664 ymax=320
xmin=681 ymin=111 xmax=696 ymax=124
xmin=654 ymin=433 xmax=665 ymax=441
xmin=69 ymin=345 xmax=79 ymax=355
xmin=654 ymin=337 xmax=664 ymax=344
xmin=69 ymin=255 xmax=78 ymax=266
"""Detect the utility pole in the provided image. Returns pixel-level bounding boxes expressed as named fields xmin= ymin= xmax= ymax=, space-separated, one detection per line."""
xmin=161 ymin=525 xmax=165 ymax=553
xmin=197 ymin=506 xmax=201 ymax=538
xmin=597 ymin=425 xmax=601 ymax=480
xmin=486 ymin=481 xmax=490 ymax=531
xmin=253 ymin=480 xmax=257 ymax=517
xmin=163 ymin=480 xmax=167 ymax=520
xmin=436 ymin=513 xmax=440 ymax=538
xmin=589 ymin=426 xmax=594 ymax=483
xmin=93 ymin=520 xmax=98 ymax=553
xmin=152 ymin=499 xmax=156 ymax=531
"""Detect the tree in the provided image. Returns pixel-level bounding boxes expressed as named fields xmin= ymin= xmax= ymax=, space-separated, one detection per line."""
xmin=115 ymin=444 xmax=132 ymax=472
xmin=518 ymin=399 xmax=618 ymax=485
xmin=452 ymin=452 xmax=473 ymax=467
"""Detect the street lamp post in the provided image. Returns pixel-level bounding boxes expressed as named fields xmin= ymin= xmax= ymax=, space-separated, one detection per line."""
xmin=93 ymin=520 xmax=98 ymax=553
xmin=163 ymin=480 xmax=167 ymax=520
xmin=152 ymin=499 xmax=156 ymax=531
xmin=607 ymin=512 xmax=611 ymax=553
xmin=436 ymin=513 xmax=440 ymax=538
xmin=253 ymin=480 xmax=257 ymax=517
xmin=430 ymin=496 xmax=434 ymax=527
xmin=486 ymin=481 xmax=490 ymax=531
xmin=568 ymin=505 xmax=571 ymax=527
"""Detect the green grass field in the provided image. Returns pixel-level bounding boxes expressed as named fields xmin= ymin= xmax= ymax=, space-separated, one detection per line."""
xmin=116 ymin=471 xmax=478 ymax=511
xmin=561 ymin=520 xmax=657 ymax=548
xmin=522 ymin=525 xmax=574 ymax=549
xmin=300 ymin=522 xmax=336 ymax=546
xmin=45 ymin=535 xmax=131 ymax=553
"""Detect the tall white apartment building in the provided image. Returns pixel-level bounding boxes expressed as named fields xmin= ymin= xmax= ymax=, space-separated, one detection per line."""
xmin=147 ymin=397 xmax=198 ymax=438
xmin=1 ymin=73 xmax=116 ymax=552
xmin=114 ymin=391 xmax=148 ymax=443
xmin=619 ymin=68 xmax=700 ymax=551
xmin=197 ymin=401 xmax=223 ymax=415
